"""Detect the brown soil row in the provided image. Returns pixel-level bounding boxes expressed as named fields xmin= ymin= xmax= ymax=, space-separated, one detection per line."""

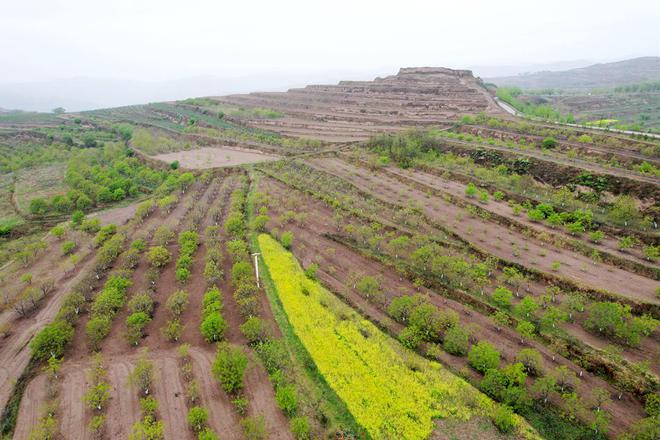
xmin=307 ymin=157 xmax=659 ymax=305
xmin=458 ymin=124 xmax=659 ymax=165
xmin=379 ymin=161 xmax=658 ymax=272
xmin=5 ymin=180 xmax=212 ymax=436
xmin=257 ymin=163 xmax=658 ymax=370
xmin=434 ymin=137 xmax=659 ymax=198
xmin=256 ymin=176 xmax=645 ymax=438
xmin=12 ymin=172 xmax=292 ymax=439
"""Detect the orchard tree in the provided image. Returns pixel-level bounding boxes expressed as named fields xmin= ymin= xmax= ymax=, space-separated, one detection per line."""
xmin=492 ymin=286 xmax=513 ymax=308
xmin=387 ymin=295 xmax=420 ymax=323
xmin=531 ymin=375 xmax=556 ymax=404
xmin=355 ymin=275 xmax=382 ymax=302
xmin=161 ymin=319 xmax=183 ymax=342
xmin=30 ymin=320 xmax=74 ymax=360
xmin=201 ymin=314 xmax=227 ymax=343
xmin=589 ymin=387 xmax=611 ymax=412
xmin=553 ymin=365 xmax=579 ymax=393
xmin=492 ymin=310 xmax=510 ymax=332
xmin=85 ymin=381 xmax=110 ymax=411
xmin=609 ymin=195 xmax=640 ymax=226
xmin=584 ymin=301 xmax=630 ymax=337
xmin=516 ymin=320 xmax=536 ymax=343
xmin=212 ymin=343 xmax=248 ymax=394
xmin=515 ymin=296 xmax=539 ymax=319
xmin=468 ymin=341 xmax=500 ymax=373
xmin=443 ymin=325 xmax=470 ymax=356
xmin=187 ymin=406 xmax=208 ymax=433
xmin=515 ymin=348 xmax=543 ymax=376
xmin=147 ymin=246 xmax=171 ymax=268
xmin=130 ymin=350 xmax=154 ymax=395
xmin=166 ymin=290 xmax=189 ymax=318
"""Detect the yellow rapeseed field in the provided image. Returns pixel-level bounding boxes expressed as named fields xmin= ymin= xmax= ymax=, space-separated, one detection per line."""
xmin=258 ymin=234 xmax=539 ymax=440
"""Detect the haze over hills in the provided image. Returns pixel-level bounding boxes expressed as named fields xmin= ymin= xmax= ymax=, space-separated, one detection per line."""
xmin=487 ymin=56 xmax=660 ymax=90
xmin=0 ymin=69 xmax=395 ymax=113
xmin=3 ymin=57 xmax=657 ymax=113
xmin=469 ymin=59 xmax=595 ymax=79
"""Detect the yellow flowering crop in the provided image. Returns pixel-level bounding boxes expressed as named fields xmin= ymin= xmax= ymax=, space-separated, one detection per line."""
xmin=258 ymin=234 xmax=539 ymax=440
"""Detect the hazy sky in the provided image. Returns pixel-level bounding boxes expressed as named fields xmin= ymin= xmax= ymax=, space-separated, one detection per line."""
xmin=2 ymin=0 xmax=659 ymax=84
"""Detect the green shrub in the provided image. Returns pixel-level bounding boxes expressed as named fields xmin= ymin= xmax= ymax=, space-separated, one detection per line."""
xmin=515 ymin=348 xmax=543 ymax=376
xmin=162 ymin=319 xmax=184 ymax=342
xmin=165 ymin=289 xmax=189 ymax=318
xmin=30 ymin=320 xmax=74 ymax=360
xmin=280 ymin=231 xmax=294 ymax=249
xmin=443 ymin=325 xmax=470 ymax=356
xmin=187 ymin=406 xmax=208 ymax=433
xmin=541 ymin=137 xmax=557 ymax=149
xmin=130 ymin=415 xmax=164 ymax=440
xmin=80 ymin=218 xmax=101 ymax=233
xmin=492 ymin=287 xmax=513 ymax=308
xmin=491 ymin=404 xmax=516 ymax=433
xmin=140 ymin=396 xmax=159 ymax=418
xmin=527 ymin=209 xmax=545 ymax=222
xmin=201 ymin=314 xmax=227 ymax=343
xmin=128 ymin=293 xmax=154 ymax=316
xmin=399 ymin=325 xmax=424 ymax=349
xmin=387 ymin=295 xmax=420 ymax=323
xmin=275 ymin=384 xmax=298 ymax=417
xmin=50 ymin=225 xmax=66 ymax=239
xmin=465 ymin=182 xmax=477 ymax=197
xmin=254 ymin=339 xmax=288 ymax=374
xmin=126 ymin=312 xmax=151 ymax=345
xmin=468 ymin=341 xmax=500 ymax=373
xmin=240 ymin=317 xmax=269 ymax=345
xmin=290 ymin=416 xmax=310 ymax=440
xmin=589 ymin=230 xmax=605 ymax=243
xmin=62 ymin=240 xmax=77 ymax=255
xmin=212 ymin=343 xmax=248 ymax=394
xmin=645 ymin=393 xmax=660 ymax=418
xmin=147 ymin=246 xmax=171 ymax=268
xmin=71 ymin=210 xmax=85 ymax=226
xmin=197 ymin=428 xmax=219 ymax=440
xmin=94 ymin=224 xmax=117 ymax=247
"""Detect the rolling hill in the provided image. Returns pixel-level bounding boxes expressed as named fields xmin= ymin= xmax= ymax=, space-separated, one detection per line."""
xmin=488 ymin=56 xmax=660 ymax=91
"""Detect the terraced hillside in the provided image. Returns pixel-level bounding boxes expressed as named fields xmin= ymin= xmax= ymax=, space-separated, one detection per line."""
xmin=214 ymin=67 xmax=501 ymax=142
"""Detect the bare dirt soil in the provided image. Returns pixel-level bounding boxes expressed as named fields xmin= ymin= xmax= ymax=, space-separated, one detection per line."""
xmin=9 ymin=173 xmax=294 ymax=440
xmin=12 ymin=374 xmax=48 ymax=440
xmin=307 ymin=157 xmax=659 ymax=305
xmin=152 ymin=146 xmax=279 ymax=169
xmin=215 ymin=67 xmax=502 ymax=142
xmin=257 ymin=175 xmax=646 ymax=438
xmin=379 ymin=160 xmax=659 ymax=270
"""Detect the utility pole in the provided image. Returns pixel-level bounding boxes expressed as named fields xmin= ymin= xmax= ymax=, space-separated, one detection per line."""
xmin=252 ymin=253 xmax=261 ymax=288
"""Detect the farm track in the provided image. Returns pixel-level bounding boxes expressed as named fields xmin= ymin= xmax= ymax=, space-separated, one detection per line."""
xmin=306 ymin=157 xmax=660 ymax=305
xmin=257 ymin=176 xmax=646 ymax=438
xmin=11 ymin=375 xmax=47 ymax=440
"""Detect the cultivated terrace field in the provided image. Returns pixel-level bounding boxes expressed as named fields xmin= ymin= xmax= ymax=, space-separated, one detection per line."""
xmin=0 ymin=68 xmax=658 ymax=440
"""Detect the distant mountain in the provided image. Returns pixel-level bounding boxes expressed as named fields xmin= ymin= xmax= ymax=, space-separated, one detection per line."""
xmin=470 ymin=59 xmax=594 ymax=79
xmin=487 ymin=57 xmax=660 ymax=90
xmin=0 ymin=69 xmax=389 ymax=113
